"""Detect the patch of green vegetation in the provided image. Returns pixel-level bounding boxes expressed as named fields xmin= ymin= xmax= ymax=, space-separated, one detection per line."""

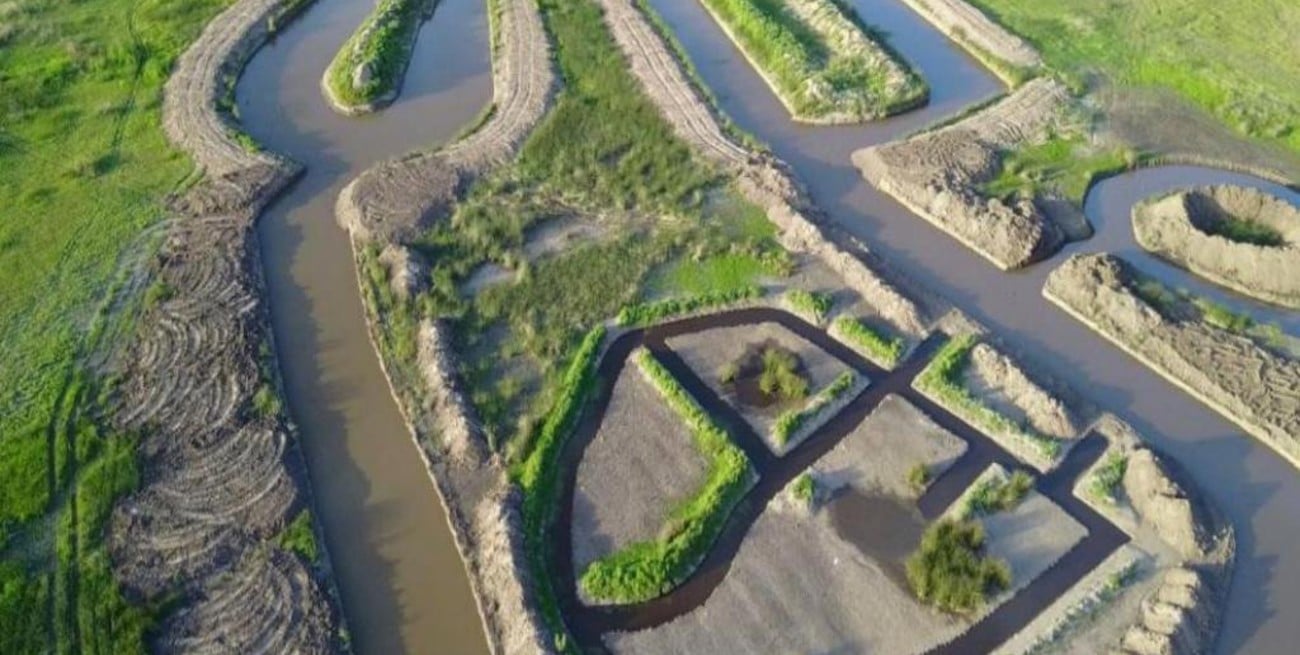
xmin=784 ymin=288 xmax=833 ymax=324
xmin=831 ymin=314 xmax=905 ymax=368
xmin=323 ymin=0 xmax=430 ymax=109
xmin=277 ymin=511 xmax=320 ymax=564
xmin=1089 ymin=452 xmax=1127 ymax=504
xmin=1202 ymin=215 xmax=1286 ymax=247
xmin=1 ymin=0 xmax=242 ymax=650
xmin=579 ymin=350 xmax=752 ymax=603
xmin=967 ymin=0 xmax=1300 ymax=156
xmin=617 ymin=286 xmax=762 ymax=328
xmin=961 ymin=469 xmax=1033 ymax=517
xmin=1192 ymin=297 xmax=1254 ymax=334
xmin=906 ymin=518 xmax=1011 ymax=615
xmin=772 ymin=370 xmax=856 ymax=446
xmin=981 ymin=133 xmax=1136 ymax=205
xmin=652 ymin=252 xmax=775 ymax=297
xmin=759 ymin=347 xmax=809 ymax=402
xmin=698 ymin=0 xmax=926 ymax=120
xmin=791 ymin=471 xmax=815 ymax=503
xmin=915 ymin=335 xmax=1062 ymax=463
xmin=907 ymin=462 xmax=932 ymax=492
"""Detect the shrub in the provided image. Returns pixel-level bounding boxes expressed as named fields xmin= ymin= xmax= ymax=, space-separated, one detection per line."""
xmin=759 ymin=347 xmax=809 ymax=401
xmin=277 ymin=511 xmax=320 ymax=564
xmin=963 ymin=470 xmax=1033 ymax=517
xmin=907 ymin=462 xmax=932 ymax=491
xmin=906 ymin=519 xmax=1011 ymax=614
xmin=785 ymin=288 xmax=833 ymax=324
xmin=831 ymin=315 xmax=905 ymax=368
xmin=1089 ymin=452 xmax=1128 ymax=504
xmin=1205 ymin=215 xmax=1285 ymax=247
xmin=792 ymin=472 xmax=815 ymax=503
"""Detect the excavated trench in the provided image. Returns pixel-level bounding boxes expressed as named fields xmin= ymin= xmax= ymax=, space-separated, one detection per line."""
xmin=641 ymin=0 xmax=1300 ymax=652
xmin=233 ymin=0 xmax=492 ymax=652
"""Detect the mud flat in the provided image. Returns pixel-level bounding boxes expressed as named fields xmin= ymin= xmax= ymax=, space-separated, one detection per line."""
xmin=1003 ymin=417 xmax=1234 ymax=655
xmin=598 ymin=0 xmax=930 ymax=338
xmin=853 ymin=78 xmax=1087 ymax=270
xmin=337 ymin=0 xmax=558 ymax=243
xmin=106 ymin=0 xmax=343 ymax=650
xmin=569 ymin=365 xmax=709 ymax=576
xmin=695 ymin=0 xmax=927 ymax=123
xmin=321 ymin=0 xmax=435 ymax=115
xmin=1133 ymin=185 xmax=1300 ymax=309
xmin=893 ymin=0 xmax=1038 ymax=81
xmin=1044 ymin=253 xmax=1300 ymax=470
xmin=665 ymin=321 xmax=861 ymax=454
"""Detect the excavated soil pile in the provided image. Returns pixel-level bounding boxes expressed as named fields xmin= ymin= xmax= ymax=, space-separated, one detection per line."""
xmin=853 ymin=79 xmax=1076 ymax=270
xmin=895 ymin=0 xmax=1040 ymax=71
xmin=1133 ymin=185 xmax=1300 ymax=308
xmin=598 ymin=0 xmax=929 ymax=336
xmin=965 ymin=342 xmax=1087 ymax=442
xmin=1044 ymin=253 xmax=1300 ymax=469
xmin=1113 ymin=448 xmax=1234 ymax=655
xmin=336 ymin=0 xmax=557 ymax=242
xmin=108 ymin=0 xmax=341 ymax=651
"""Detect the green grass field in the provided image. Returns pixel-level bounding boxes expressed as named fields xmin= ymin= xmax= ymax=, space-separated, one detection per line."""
xmin=969 ymin=0 xmax=1300 ymax=157
xmin=0 ymin=0 xmax=230 ymax=651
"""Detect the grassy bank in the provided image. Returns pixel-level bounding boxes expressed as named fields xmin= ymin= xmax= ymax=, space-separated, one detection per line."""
xmin=968 ymin=0 xmax=1300 ymax=158
xmin=578 ymin=351 xmax=752 ymax=603
xmin=0 ymin=0 xmax=233 ymax=651
xmin=981 ymin=133 xmax=1137 ymax=206
xmin=322 ymin=0 xmax=431 ymax=111
xmin=698 ymin=0 xmax=926 ymax=121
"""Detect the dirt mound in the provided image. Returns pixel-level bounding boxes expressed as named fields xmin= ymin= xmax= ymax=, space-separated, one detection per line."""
xmin=1043 ymin=253 xmax=1300 ymax=469
xmin=107 ymin=0 xmax=345 ymax=650
xmin=896 ymin=0 xmax=1040 ymax=70
xmin=1133 ymin=185 xmax=1300 ymax=308
xmin=598 ymin=0 xmax=928 ymax=335
xmin=472 ymin=487 xmax=553 ymax=655
xmin=1122 ymin=449 xmax=1208 ymax=559
xmin=416 ymin=319 xmax=488 ymax=468
xmin=1117 ymin=567 xmax=1221 ymax=655
xmin=337 ymin=0 xmax=558 ymax=243
xmin=853 ymin=79 xmax=1075 ymax=270
xmin=966 ymin=343 xmax=1085 ymax=441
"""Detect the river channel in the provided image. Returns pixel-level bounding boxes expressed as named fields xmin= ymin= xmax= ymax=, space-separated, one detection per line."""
xmin=235 ymin=0 xmax=493 ymax=652
xmin=641 ymin=0 xmax=1300 ymax=652
xmin=229 ymin=0 xmax=1299 ymax=652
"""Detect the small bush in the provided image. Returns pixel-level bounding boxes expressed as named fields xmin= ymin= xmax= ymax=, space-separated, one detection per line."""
xmin=785 ymin=289 xmax=833 ymax=324
xmin=758 ymin=347 xmax=808 ymax=401
xmin=772 ymin=371 xmax=856 ymax=446
xmin=792 ymin=472 xmax=815 ymax=503
xmin=832 ymin=315 xmax=905 ymax=368
xmin=963 ymin=470 xmax=1033 ymax=517
xmin=906 ymin=519 xmax=1011 ymax=614
xmin=1089 ymin=452 xmax=1128 ymax=504
xmin=907 ymin=462 xmax=932 ymax=491
xmin=277 ymin=511 xmax=319 ymax=564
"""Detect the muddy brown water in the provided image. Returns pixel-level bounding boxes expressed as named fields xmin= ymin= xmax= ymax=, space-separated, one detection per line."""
xmin=827 ymin=489 xmax=925 ymax=586
xmin=234 ymin=0 xmax=492 ymax=652
xmin=643 ymin=0 xmax=1300 ymax=652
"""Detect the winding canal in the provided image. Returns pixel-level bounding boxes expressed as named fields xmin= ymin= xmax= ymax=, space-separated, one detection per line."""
xmin=641 ymin=0 xmax=1300 ymax=652
xmin=221 ymin=0 xmax=1299 ymax=651
xmin=235 ymin=0 xmax=493 ymax=652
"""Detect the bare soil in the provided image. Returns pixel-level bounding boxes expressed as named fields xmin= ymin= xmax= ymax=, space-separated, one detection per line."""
xmin=1044 ymin=253 xmax=1300 ymax=469
xmin=336 ymin=0 xmax=558 ymax=243
xmin=964 ymin=342 xmax=1090 ymax=441
xmin=570 ymin=365 xmax=709 ymax=576
xmin=853 ymin=79 xmax=1079 ymax=270
xmin=1133 ymin=185 xmax=1300 ymax=308
xmin=896 ymin=0 xmax=1040 ymax=71
xmin=109 ymin=0 xmax=344 ymax=650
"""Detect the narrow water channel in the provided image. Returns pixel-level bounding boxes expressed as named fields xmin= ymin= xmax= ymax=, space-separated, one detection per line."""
xmin=641 ymin=0 xmax=1300 ymax=652
xmin=235 ymin=0 xmax=493 ymax=652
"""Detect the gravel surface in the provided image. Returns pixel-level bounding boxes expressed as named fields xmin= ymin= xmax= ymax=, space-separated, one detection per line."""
xmin=571 ymin=366 xmax=709 ymax=575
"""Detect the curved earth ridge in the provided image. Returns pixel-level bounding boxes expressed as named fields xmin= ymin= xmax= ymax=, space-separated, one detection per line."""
xmin=108 ymin=0 xmax=344 ymax=651
xmin=336 ymin=0 xmax=559 ymax=243
xmin=549 ymin=307 xmax=1129 ymax=653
